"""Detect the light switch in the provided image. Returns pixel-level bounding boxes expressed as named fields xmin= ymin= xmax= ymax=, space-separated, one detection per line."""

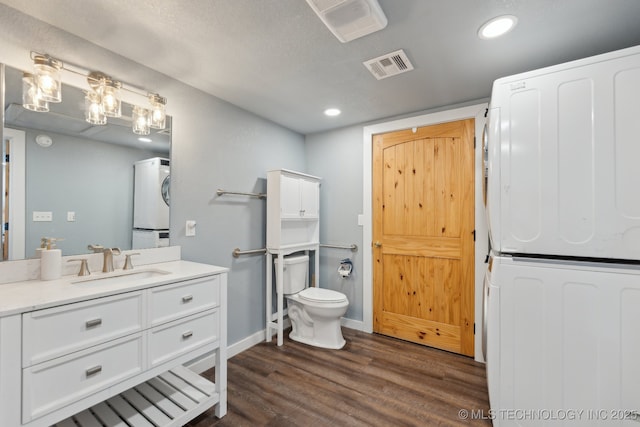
xmin=67 ymin=211 xmax=76 ymax=222
xmin=186 ymin=220 xmax=196 ymax=236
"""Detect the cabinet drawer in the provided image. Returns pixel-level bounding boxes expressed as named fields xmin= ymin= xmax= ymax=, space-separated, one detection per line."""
xmin=149 ymin=309 xmax=219 ymax=367
xmin=149 ymin=275 xmax=219 ymax=326
xmin=22 ymin=333 xmax=144 ymax=422
xmin=22 ymin=291 xmax=144 ymax=367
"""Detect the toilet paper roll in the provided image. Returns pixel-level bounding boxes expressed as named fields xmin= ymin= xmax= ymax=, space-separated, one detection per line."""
xmin=40 ymin=249 xmax=62 ymax=281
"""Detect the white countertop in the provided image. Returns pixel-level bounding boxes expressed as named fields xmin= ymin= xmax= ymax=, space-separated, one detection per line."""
xmin=0 ymin=260 xmax=228 ymax=317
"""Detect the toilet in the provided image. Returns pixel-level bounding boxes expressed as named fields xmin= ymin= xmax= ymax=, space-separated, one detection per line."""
xmin=276 ymin=254 xmax=349 ymax=349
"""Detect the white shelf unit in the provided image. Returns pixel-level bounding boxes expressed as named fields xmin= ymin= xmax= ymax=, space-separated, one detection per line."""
xmin=266 ymin=170 xmax=321 ymax=346
xmin=53 ymin=366 xmax=216 ymax=427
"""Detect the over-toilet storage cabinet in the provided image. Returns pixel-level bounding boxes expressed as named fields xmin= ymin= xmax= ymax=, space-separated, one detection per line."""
xmin=0 ymin=271 xmax=227 ymax=427
xmin=265 ymin=169 xmax=321 ymax=346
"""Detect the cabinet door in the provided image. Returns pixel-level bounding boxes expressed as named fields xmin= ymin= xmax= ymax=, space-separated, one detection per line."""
xmin=299 ymin=179 xmax=319 ymax=218
xmin=280 ymin=174 xmax=302 ymax=218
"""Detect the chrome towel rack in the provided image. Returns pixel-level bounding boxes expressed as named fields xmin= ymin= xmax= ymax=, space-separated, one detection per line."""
xmin=232 ymin=243 xmax=358 ymax=258
xmin=216 ymin=189 xmax=266 ymax=199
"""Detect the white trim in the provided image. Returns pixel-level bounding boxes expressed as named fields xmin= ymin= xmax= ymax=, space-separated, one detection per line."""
xmin=341 ymin=317 xmax=364 ymax=331
xmin=3 ymin=128 xmax=26 ymax=260
xmin=362 ymin=103 xmax=488 ymax=362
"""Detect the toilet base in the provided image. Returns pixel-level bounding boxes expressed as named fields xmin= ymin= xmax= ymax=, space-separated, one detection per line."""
xmin=286 ymin=293 xmax=348 ymax=350
xmin=289 ymin=329 xmax=346 ymax=350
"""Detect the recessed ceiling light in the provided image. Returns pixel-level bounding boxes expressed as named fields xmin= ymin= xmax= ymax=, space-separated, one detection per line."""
xmin=324 ymin=108 xmax=341 ymax=117
xmin=478 ymin=15 xmax=518 ymax=39
xmin=138 ymin=137 xmax=152 ymax=142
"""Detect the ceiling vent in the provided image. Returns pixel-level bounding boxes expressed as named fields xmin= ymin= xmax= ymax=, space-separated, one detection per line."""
xmin=305 ymin=0 xmax=388 ymax=43
xmin=363 ymin=49 xmax=414 ymax=80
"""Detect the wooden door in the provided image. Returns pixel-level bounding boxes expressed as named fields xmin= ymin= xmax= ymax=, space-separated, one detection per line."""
xmin=373 ymin=119 xmax=475 ymax=356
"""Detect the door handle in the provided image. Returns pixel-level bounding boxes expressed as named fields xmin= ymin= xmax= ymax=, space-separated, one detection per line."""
xmin=374 ymin=241 xmax=382 ymax=248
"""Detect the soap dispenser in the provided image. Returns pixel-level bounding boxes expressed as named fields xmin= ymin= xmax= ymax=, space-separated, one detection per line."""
xmin=40 ymin=237 xmax=63 ymax=281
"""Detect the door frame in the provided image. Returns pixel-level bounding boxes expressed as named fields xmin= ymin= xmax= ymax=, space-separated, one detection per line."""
xmin=362 ymin=103 xmax=488 ymax=362
xmin=2 ymin=127 xmax=26 ymax=260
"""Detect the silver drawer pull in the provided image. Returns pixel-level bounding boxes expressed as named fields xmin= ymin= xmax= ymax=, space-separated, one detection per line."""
xmin=182 ymin=331 xmax=193 ymax=339
xmin=85 ymin=318 xmax=102 ymax=328
xmin=182 ymin=295 xmax=193 ymax=303
xmin=85 ymin=365 xmax=102 ymax=377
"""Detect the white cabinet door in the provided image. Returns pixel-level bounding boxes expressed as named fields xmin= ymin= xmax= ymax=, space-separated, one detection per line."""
xmin=280 ymin=174 xmax=303 ymax=219
xmin=280 ymin=175 xmax=319 ymax=219
xmin=299 ymin=179 xmax=319 ymax=218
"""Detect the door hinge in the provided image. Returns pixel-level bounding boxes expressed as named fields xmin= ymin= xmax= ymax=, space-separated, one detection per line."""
xmin=474 ymin=322 xmax=476 ymax=334
xmin=4 ymin=154 xmax=8 ymax=162
xmin=484 ymin=108 xmax=488 ymax=117
xmin=3 ymin=222 xmax=8 ymax=231
xmin=472 ymin=229 xmax=476 ymax=241
xmin=473 ymin=136 xmax=476 ymax=149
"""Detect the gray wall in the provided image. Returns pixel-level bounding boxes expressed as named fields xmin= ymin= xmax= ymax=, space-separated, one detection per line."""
xmin=24 ymin=128 xmax=161 ymax=256
xmin=305 ymin=126 xmax=364 ymax=321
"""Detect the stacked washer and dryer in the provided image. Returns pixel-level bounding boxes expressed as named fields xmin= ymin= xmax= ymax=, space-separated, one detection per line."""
xmin=132 ymin=157 xmax=170 ymax=249
xmin=483 ymin=46 xmax=640 ymax=425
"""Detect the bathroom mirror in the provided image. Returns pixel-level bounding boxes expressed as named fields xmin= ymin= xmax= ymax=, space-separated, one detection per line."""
xmin=1 ymin=64 xmax=171 ymax=260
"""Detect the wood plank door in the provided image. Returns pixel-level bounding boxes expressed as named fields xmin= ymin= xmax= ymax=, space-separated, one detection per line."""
xmin=372 ymin=119 xmax=475 ymax=356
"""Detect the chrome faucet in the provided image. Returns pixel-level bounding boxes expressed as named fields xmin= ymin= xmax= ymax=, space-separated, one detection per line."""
xmin=88 ymin=245 xmax=121 ymax=272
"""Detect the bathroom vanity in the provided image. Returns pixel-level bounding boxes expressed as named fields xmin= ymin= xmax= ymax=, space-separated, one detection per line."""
xmin=0 ymin=248 xmax=227 ymax=427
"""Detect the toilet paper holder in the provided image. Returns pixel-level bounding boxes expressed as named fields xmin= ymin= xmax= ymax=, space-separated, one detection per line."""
xmin=338 ymin=258 xmax=353 ymax=278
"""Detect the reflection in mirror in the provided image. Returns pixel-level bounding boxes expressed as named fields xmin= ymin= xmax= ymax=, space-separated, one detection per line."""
xmin=2 ymin=64 xmax=171 ymax=260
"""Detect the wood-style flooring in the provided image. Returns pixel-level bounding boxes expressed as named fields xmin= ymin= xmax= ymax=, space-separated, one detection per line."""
xmin=188 ymin=328 xmax=491 ymax=426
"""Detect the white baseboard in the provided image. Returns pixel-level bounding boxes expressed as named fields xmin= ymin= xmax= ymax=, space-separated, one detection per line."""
xmin=341 ymin=317 xmax=364 ymax=331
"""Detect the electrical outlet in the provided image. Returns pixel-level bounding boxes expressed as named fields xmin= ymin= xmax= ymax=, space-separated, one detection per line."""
xmin=33 ymin=211 xmax=52 ymax=222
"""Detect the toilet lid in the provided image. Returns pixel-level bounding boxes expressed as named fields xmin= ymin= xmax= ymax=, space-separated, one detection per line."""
xmin=299 ymin=287 xmax=347 ymax=303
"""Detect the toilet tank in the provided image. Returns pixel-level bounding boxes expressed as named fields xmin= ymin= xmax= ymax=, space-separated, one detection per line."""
xmin=275 ymin=255 xmax=308 ymax=294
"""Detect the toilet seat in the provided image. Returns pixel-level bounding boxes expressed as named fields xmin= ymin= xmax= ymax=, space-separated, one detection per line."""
xmin=298 ymin=287 xmax=347 ymax=303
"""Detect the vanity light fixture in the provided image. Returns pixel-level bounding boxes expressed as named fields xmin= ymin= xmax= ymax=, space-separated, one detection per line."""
xmin=84 ymin=90 xmax=107 ymax=125
xmin=31 ymin=53 xmax=63 ymax=103
xmin=21 ymin=72 xmax=49 ymax=112
xmin=148 ymin=94 xmax=166 ymax=129
xmin=89 ymin=72 xmax=123 ymax=118
xmin=478 ymin=15 xmax=518 ymax=39
xmin=23 ymin=51 xmax=168 ymax=136
xmin=132 ymin=106 xmax=151 ymax=135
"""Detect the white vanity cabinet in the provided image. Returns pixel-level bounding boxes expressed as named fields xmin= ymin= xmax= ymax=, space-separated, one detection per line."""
xmin=0 ymin=262 xmax=227 ymax=427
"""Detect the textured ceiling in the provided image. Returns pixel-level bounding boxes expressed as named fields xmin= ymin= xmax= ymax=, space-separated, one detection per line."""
xmin=3 ymin=0 xmax=640 ymax=134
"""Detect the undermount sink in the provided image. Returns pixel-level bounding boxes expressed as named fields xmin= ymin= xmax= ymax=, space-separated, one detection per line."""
xmin=71 ymin=269 xmax=171 ymax=286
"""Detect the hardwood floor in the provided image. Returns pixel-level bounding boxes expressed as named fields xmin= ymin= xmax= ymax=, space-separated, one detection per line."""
xmin=189 ymin=328 xmax=491 ymax=426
